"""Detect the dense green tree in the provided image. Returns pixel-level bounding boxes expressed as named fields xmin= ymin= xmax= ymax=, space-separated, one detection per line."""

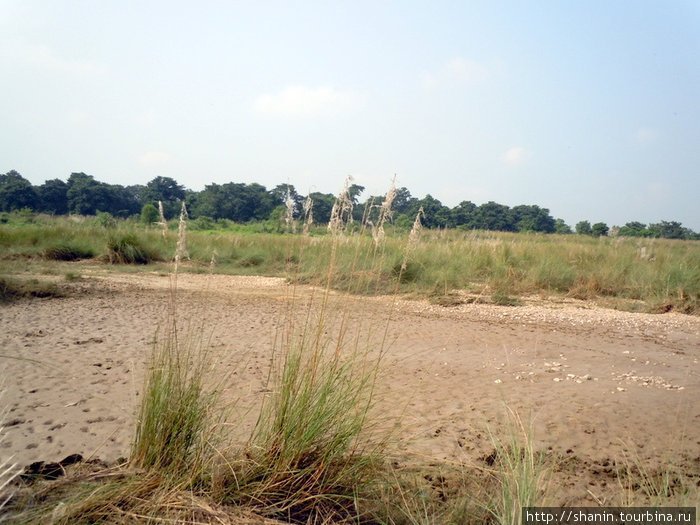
xmin=66 ymin=173 xmax=106 ymax=215
xmin=307 ymin=192 xmax=335 ymax=225
xmin=510 ymin=205 xmax=556 ymax=233
xmin=142 ymin=177 xmax=185 ymax=219
xmin=0 ymin=170 xmax=38 ymax=211
xmin=36 ymin=178 xmax=68 ymax=214
xmin=450 ymin=201 xmax=477 ymax=229
xmin=355 ymin=194 xmax=382 ymax=225
xmin=575 ymin=220 xmax=592 ymax=235
xmin=648 ymin=221 xmax=687 ymax=239
xmin=187 ymin=182 xmax=274 ymax=222
xmin=472 ymin=201 xmax=515 ymax=232
xmin=618 ymin=221 xmax=649 ymax=237
xmin=125 ymin=184 xmax=147 ymax=206
xmin=270 ymin=183 xmax=302 ymax=217
xmin=404 ymin=194 xmax=449 ymax=228
xmin=591 ymin=222 xmax=609 ymax=237
xmin=392 ymin=187 xmax=416 ymax=215
xmin=554 ymin=218 xmax=572 ymax=234
xmin=65 ymin=173 xmax=138 ymax=216
xmin=347 ymin=184 xmax=365 ymax=204
xmin=144 ymin=176 xmax=185 ymax=202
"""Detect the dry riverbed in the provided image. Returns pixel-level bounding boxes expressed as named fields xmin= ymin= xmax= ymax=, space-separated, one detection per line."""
xmin=1 ymin=270 xmax=698 ymax=506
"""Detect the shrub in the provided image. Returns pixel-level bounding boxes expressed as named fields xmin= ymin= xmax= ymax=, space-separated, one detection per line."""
xmin=392 ymin=260 xmax=421 ymax=283
xmin=43 ymin=243 xmax=94 ymax=261
xmin=189 ymin=216 xmax=216 ymax=230
xmin=105 ymin=234 xmax=160 ymax=264
xmin=141 ymin=204 xmax=159 ymax=225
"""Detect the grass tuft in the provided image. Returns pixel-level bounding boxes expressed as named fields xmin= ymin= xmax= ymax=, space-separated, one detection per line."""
xmin=488 ymin=409 xmax=552 ymax=525
xmin=130 ymin=321 xmax=217 ymax=476
xmin=105 ymin=234 xmax=161 ymax=264
xmin=0 ymin=276 xmax=63 ymax=302
xmin=43 ymin=243 xmax=94 ymax=261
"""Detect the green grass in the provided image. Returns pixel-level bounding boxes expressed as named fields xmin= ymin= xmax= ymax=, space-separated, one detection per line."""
xmin=42 ymin=242 xmax=95 ymax=261
xmin=222 ymin=297 xmax=389 ymax=522
xmin=3 ymin=214 xmax=697 ymax=313
xmin=1 ymin=213 xmax=698 ymax=313
xmin=487 ymin=410 xmax=552 ymax=525
xmin=130 ymin=320 xmax=217 ymax=476
xmin=105 ymin=233 xmax=162 ymax=264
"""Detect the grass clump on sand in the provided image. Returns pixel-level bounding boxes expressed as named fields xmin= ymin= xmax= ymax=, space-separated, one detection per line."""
xmin=42 ymin=242 xmax=94 ymax=261
xmin=105 ymin=233 xmax=161 ymax=264
xmin=222 ymin=298 xmax=388 ymax=522
xmin=130 ymin=320 xmax=218 ymax=476
xmin=487 ymin=410 xmax=552 ymax=525
xmin=218 ymin=179 xmax=396 ymax=522
xmin=0 ymin=276 xmax=63 ymax=302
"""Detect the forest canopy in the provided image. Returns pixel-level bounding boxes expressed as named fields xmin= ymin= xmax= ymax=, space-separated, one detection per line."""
xmin=0 ymin=170 xmax=697 ymax=239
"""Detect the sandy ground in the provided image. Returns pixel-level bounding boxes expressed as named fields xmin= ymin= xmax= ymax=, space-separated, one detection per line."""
xmin=1 ymin=270 xmax=698 ymax=505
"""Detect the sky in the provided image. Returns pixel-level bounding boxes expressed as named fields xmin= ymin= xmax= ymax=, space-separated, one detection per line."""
xmin=1 ymin=1 xmax=699 ymax=229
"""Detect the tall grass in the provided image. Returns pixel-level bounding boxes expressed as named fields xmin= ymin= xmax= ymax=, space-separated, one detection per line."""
xmin=0 ymin=380 xmax=20 ymax=511
xmin=219 ymin=183 xmax=397 ymax=522
xmin=487 ymin=410 xmax=552 ymax=525
xmin=1 ymin=212 xmax=697 ymax=313
xmin=130 ymin=320 xmax=217 ymax=476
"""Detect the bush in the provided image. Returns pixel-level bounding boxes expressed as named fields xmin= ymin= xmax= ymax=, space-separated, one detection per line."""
xmin=96 ymin=211 xmax=117 ymax=228
xmin=141 ymin=204 xmax=159 ymax=225
xmin=105 ymin=234 xmax=160 ymax=264
xmin=189 ymin=216 xmax=216 ymax=230
xmin=392 ymin=260 xmax=421 ymax=283
xmin=43 ymin=243 xmax=94 ymax=261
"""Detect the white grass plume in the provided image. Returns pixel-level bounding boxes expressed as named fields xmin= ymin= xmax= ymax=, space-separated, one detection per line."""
xmin=372 ymin=175 xmax=397 ymax=247
xmin=328 ymin=176 xmax=354 ymax=236
xmin=302 ymin=195 xmax=314 ymax=236
xmin=284 ymin=187 xmax=297 ymax=234
xmin=401 ymin=206 xmax=424 ymax=271
xmin=157 ymin=200 xmax=167 ymax=239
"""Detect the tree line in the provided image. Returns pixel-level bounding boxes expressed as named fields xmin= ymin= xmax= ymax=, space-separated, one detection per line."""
xmin=0 ymin=170 xmax=697 ymax=239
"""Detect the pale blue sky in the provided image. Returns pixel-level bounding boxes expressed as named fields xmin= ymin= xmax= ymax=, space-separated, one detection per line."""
xmin=1 ymin=1 xmax=699 ymax=228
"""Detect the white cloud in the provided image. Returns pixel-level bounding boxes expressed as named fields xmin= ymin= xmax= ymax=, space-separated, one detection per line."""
xmin=503 ymin=146 xmax=531 ymax=165
xmin=423 ymin=57 xmax=490 ymax=88
xmin=139 ymin=151 xmax=170 ymax=166
xmin=254 ymin=86 xmax=364 ymax=118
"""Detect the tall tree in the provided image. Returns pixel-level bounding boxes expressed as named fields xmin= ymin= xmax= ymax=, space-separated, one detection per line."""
xmin=307 ymin=192 xmax=335 ymax=225
xmin=648 ymin=221 xmax=686 ymax=239
xmin=392 ymin=187 xmax=415 ymax=215
xmin=510 ymin=205 xmax=555 ymax=233
xmin=472 ymin=201 xmax=515 ymax=232
xmin=36 ymin=179 xmax=68 ymax=214
xmin=591 ymin=222 xmax=609 ymax=237
xmin=618 ymin=221 xmax=648 ymax=237
xmin=554 ymin=218 xmax=572 ymax=234
xmin=575 ymin=220 xmax=592 ymax=235
xmin=450 ymin=200 xmax=477 ymax=229
xmin=0 ymin=170 xmax=38 ymax=211
xmin=143 ymin=176 xmax=185 ymax=219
